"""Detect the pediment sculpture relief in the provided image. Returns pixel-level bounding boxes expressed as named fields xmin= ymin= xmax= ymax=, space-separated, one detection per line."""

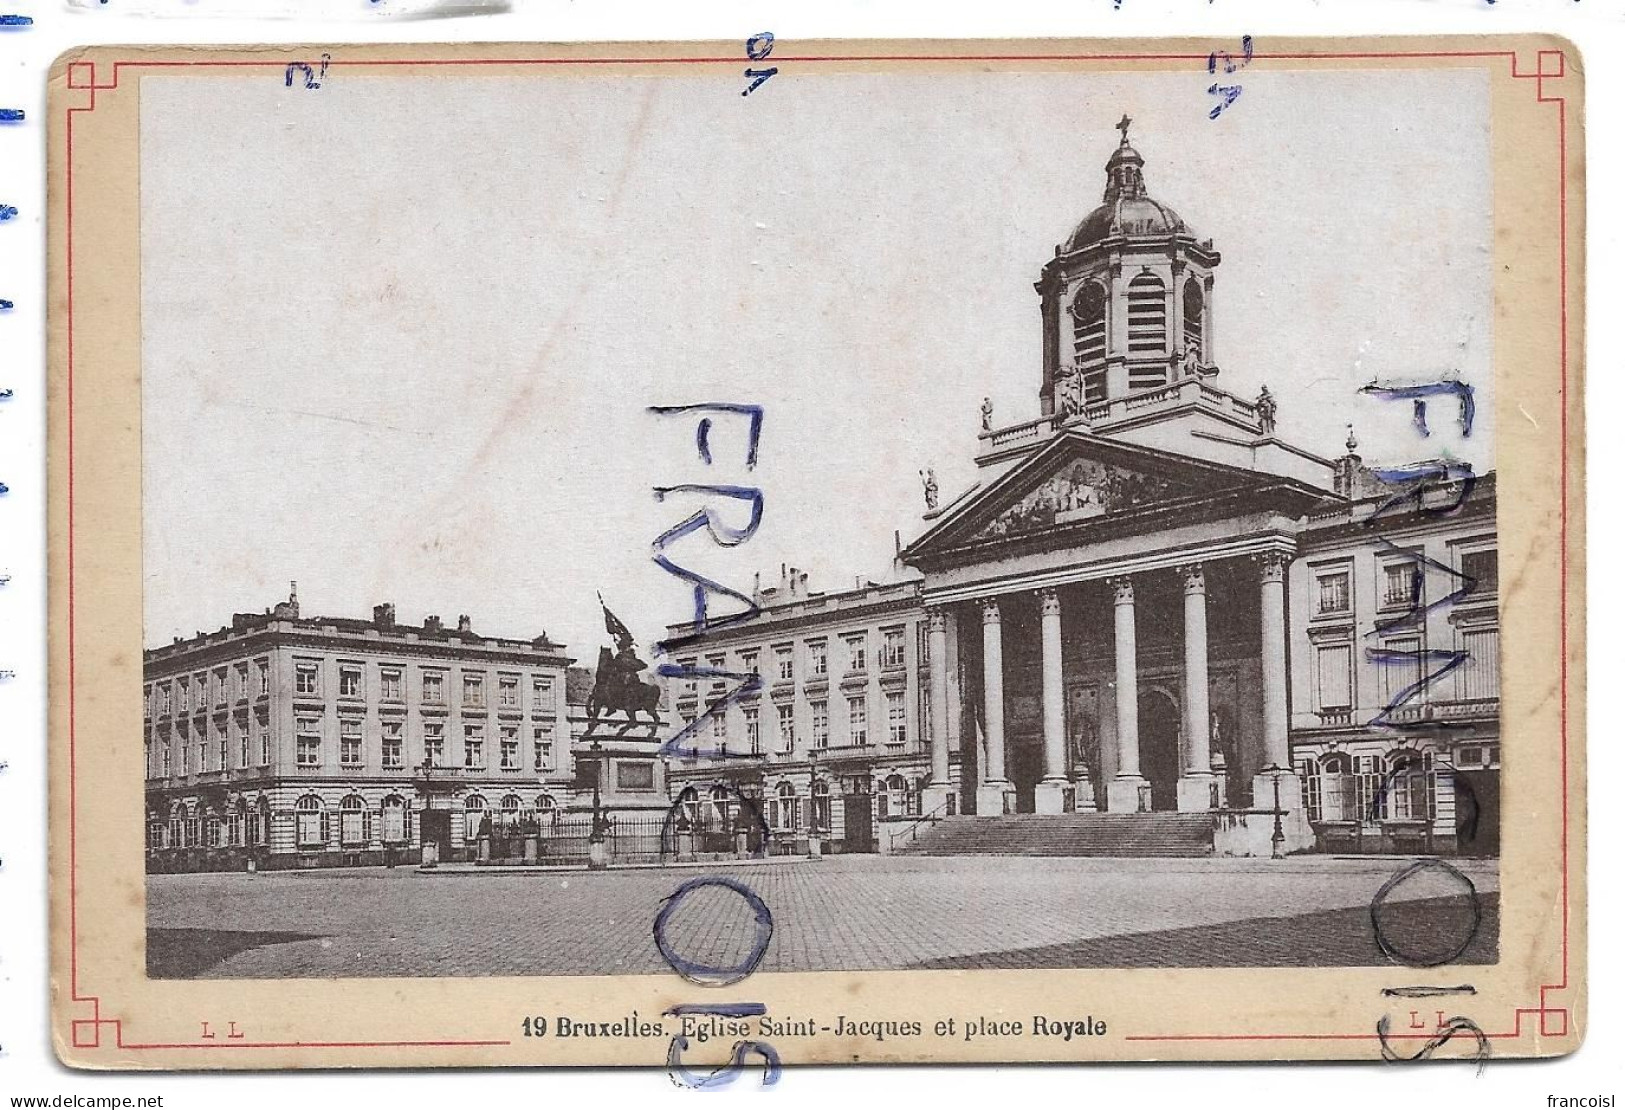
xmin=973 ymin=459 xmax=1182 ymax=540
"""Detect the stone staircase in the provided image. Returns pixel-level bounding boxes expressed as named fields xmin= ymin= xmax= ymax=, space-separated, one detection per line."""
xmin=893 ymin=812 xmax=1216 ymax=858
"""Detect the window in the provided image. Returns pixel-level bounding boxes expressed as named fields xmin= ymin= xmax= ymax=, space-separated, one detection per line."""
xmin=848 ymin=696 xmax=868 ymax=745
xmin=810 ymin=700 xmax=829 ymax=749
xmin=382 ymin=720 xmax=404 ymax=768
xmin=424 ymin=721 xmax=445 ymax=767
xmin=463 ymin=672 xmax=486 ymax=708
xmin=216 ymin=721 xmax=228 ymax=769
xmin=844 ymin=633 xmax=867 ymax=674
xmin=214 ymin=669 xmax=228 ymax=706
xmin=1182 ymin=277 xmax=1204 ymax=358
xmin=463 ymin=795 xmax=487 ymax=842
xmin=1387 ymin=751 xmax=1435 ymax=822
xmin=237 ymin=723 xmax=250 ymax=769
xmin=178 ymin=679 xmax=191 ymax=712
xmin=1461 ymin=548 xmax=1498 ymax=596
xmin=381 ymin=796 xmax=407 ymax=843
xmin=775 ymin=646 xmax=794 ymax=683
xmin=710 ymin=711 xmax=727 ymax=745
xmin=1070 ymin=281 xmax=1108 ymax=394
xmin=234 ymin=663 xmax=249 ymax=702
xmin=500 ymin=725 xmax=520 ymax=769
xmin=532 ymin=724 xmax=554 ymax=772
xmin=1356 ymin=755 xmax=1383 ymax=824
xmin=532 ymin=676 xmax=557 ymax=713
xmin=886 ymin=691 xmax=907 ymax=745
xmin=159 ymin=684 xmax=172 ymax=716
xmin=379 ymin=667 xmax=403 ymax=702
xmin=808 ymin=640 xmax=828 ymax=677
xmin=740 ymin=650 xmax=760 ymax=678
xmin=1458 ymin=627 xmax=1501 ymax=701
xmin=1318 ymin=753 xmax=1354 ymax=822
xmin=881 ymin=628 xmax=906 ymax=670
xmin=340 ymin=795 xmax=366 ymax=845
xmin=463 ymin=724 xmax=485 ymax=768
xmin=769 ymin=782 xmax=800 ymax=832
xmin=775 ymin=703 xmax=795 ymax=752
xmin=161 ymin=740 xmax=172 ymax=777
xmin=144 ymin=737 xmax=153 ymax=779
xmin=1126 ymin=272 xmax=1168 ymax=358
xmin=677 ymin=659 xmax=698 ymax=697
xmin=1379 ymin=636 xmax=1425 ymax=709
xmin=743 ymin=706 xmax=761 ymax=754
xmin=340 ymin=718 xmax=363 ymax=766
xmin=422 ymin=670 xmax=445 ymax=704
xmin=1383 ymin=562 xmax=1420 ymax=608
xmin=1316 ymin=644 xmax=1353 ymax=711
xmin=256 ymin=713 xmax=270 ymax=765
xmin=256 ymin=660 xmax=270 ymax=697
xmin=880 ymin=773 xmax=909 ymax=819
xmin=1316 ymin=571 xmax=1351 ymax=616
xmin=498 ymin=675 xmax=519 ymax=708
xmin=340 ymin=665 xmax=364 ymax=699
xmin=295 ymin=795 xmax=324 ymax=847
xmin=296 ymin=716 xmax=321 ymax=766
xmin=295 ymin=662 xmax=320 ymax=697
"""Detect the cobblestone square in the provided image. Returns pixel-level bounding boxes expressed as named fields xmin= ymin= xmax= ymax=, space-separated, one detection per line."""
xmin=147 ymin=855 xmax=1498 ymax=978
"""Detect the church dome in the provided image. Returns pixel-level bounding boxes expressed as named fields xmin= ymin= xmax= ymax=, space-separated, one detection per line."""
xmin=1064 ymin=124 xmax=1191 ymax=252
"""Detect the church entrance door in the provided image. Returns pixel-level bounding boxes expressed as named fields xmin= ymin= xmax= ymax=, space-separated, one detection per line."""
xmin=1138 ymin=689 xmax=1181 ymax=812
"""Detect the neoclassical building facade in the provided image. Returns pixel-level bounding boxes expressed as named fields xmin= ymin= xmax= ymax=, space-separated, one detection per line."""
xmin=142 ymin=588 xmax=595 ymax=869
xmin=665 ymin=125 xmax=1499 ymax=856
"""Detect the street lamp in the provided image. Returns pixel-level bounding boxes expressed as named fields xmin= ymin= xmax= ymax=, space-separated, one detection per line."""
xmin=587 ymin=737 xmax=609 ymax=870
xmin=1268 ymin=763 xmax=1285 ymax=860
xmin=806 ymin=750 xmax=823 ymax=860
xmin=418 ymin=756 xmax=438 ymax=868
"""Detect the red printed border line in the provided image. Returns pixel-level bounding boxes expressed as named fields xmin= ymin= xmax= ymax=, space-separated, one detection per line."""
xmin=62 ymin=46 xmax=1575 ymax=1057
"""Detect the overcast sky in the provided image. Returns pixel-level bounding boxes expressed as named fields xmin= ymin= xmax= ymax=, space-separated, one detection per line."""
xmin=140 ymin=64 xmax=1492 ymax=657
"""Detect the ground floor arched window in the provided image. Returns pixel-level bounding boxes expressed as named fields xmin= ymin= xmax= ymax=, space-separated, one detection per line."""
xmin=535 ymin=793 xmax=559 ymax=829
xmin=768 ymin=782 xmax=800 ymax=832
xmin=464 ymin=794 xmax=488 ymax=841
xmin=295 ymin=794 xmax=325 ymax=848
xmin=381 ymin=794 xmax=408 ymax=843
xmin=1317 ymin=753 xmax=1356 ymax=822
xmin=810 ymin=779 xmax=831 ymax=834
xmin=878 ymin=773 xmax=909 ymax=819
xmin=169 ymin=802 xmax=185 ymax=849
xmin=339 ymin=794 xmax=367 ymax=846
xmin=1385 ymin=750 xmax=1436 ymax=822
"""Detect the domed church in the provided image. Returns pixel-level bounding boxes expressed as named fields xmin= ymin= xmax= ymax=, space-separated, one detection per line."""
xmin=664 ymin=122 xmax=1500 ymax=860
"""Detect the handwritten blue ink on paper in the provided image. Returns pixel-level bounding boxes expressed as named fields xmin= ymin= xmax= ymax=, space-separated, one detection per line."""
xmin=0 ymin=298 xmax=14 ymax=311
xmin=0 ymin=205 xmax=18 ymax=222
xmin=1360 ymin=378 xmax=1476 ymax=438
xmin=0 ymin=109 xmax=23 ymax=123
xmin=653 ymin=876 xmax=774 ymax=986
xmin=742 ymin=32 xmax=777 ymax=96
xmin=1206 ymin=35 xmax=1253 ymax=120
xmin=0 ymin=14 xmax=35 ymax=27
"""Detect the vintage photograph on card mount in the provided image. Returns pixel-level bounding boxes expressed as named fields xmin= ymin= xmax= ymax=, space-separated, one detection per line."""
xmin=48 ymin=38 xmax=1582 ymax=1067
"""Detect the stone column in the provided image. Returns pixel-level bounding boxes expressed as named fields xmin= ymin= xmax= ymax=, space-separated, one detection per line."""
xmin=922 ymin=606 xmax=952 ymax=815
xmin=1176 ymin=563 xmax=1218 ymax=812
xmin=1035 ymin=587 xmax=1070 ymax=814
xmin=976 ymin=597 xmax=1011 ymax=816
xmin=1105 ymin=576 xmax=1147 ymax=813
xmin=1252 ymin=550 xmax=1305 ymax=826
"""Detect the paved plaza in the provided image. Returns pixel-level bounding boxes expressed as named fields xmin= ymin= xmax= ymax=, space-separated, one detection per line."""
xmin=146 ymin=855 xmax=1499 ymax=979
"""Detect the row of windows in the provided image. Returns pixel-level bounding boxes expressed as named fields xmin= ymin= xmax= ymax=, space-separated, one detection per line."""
xmin=677 ymin=626 xmax=915 ymax=694
xmin=677 ymin=776 xmax=924 ymax=835
xmin=1313 ymin=627 xmax=1499 ymax=714
xmin=1298 ymin=751 xmax=1437 ymax=825
xmin=1068 ymin=273 xmax=1206 ymax=389
xmin=146 ymin=714 xmax=271 ymax=778
xmin=682 ymin=691 xmax=913 ymax=753
xmin=147 ymin=661 xmax=563 ymax=716
xmin=147 ymin=660 xmax=271 ymax=716
xmin=293 ymin=716 xmax=557 ymax=772
xmin=293 ymin=662 xmax=558 ymax=713
xmin=1313 ymin=548 xmax=1498 ymax=620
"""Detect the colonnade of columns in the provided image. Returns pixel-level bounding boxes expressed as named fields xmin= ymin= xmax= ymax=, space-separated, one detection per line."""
xmin=922 ymin=550 xmax=1294 ymax=816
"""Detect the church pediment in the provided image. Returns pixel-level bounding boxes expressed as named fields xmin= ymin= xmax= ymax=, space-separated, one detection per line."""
xmin=971 ymin=456 xmax=1188 ymax=541
xmin=905 ymin=432 xmax=1317 ymax=564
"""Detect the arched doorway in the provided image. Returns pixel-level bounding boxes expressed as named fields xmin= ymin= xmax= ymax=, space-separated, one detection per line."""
xmin=1138 ymin=689 xmax=1181 ymax=811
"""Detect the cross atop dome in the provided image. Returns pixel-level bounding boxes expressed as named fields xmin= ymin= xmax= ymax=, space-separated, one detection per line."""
xmin=1115 ymin=113 xmax=1133 ymax=145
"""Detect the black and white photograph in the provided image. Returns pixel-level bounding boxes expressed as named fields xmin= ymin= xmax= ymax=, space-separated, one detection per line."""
xmin=127 ymin=61 xmax=1509 ymax=983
